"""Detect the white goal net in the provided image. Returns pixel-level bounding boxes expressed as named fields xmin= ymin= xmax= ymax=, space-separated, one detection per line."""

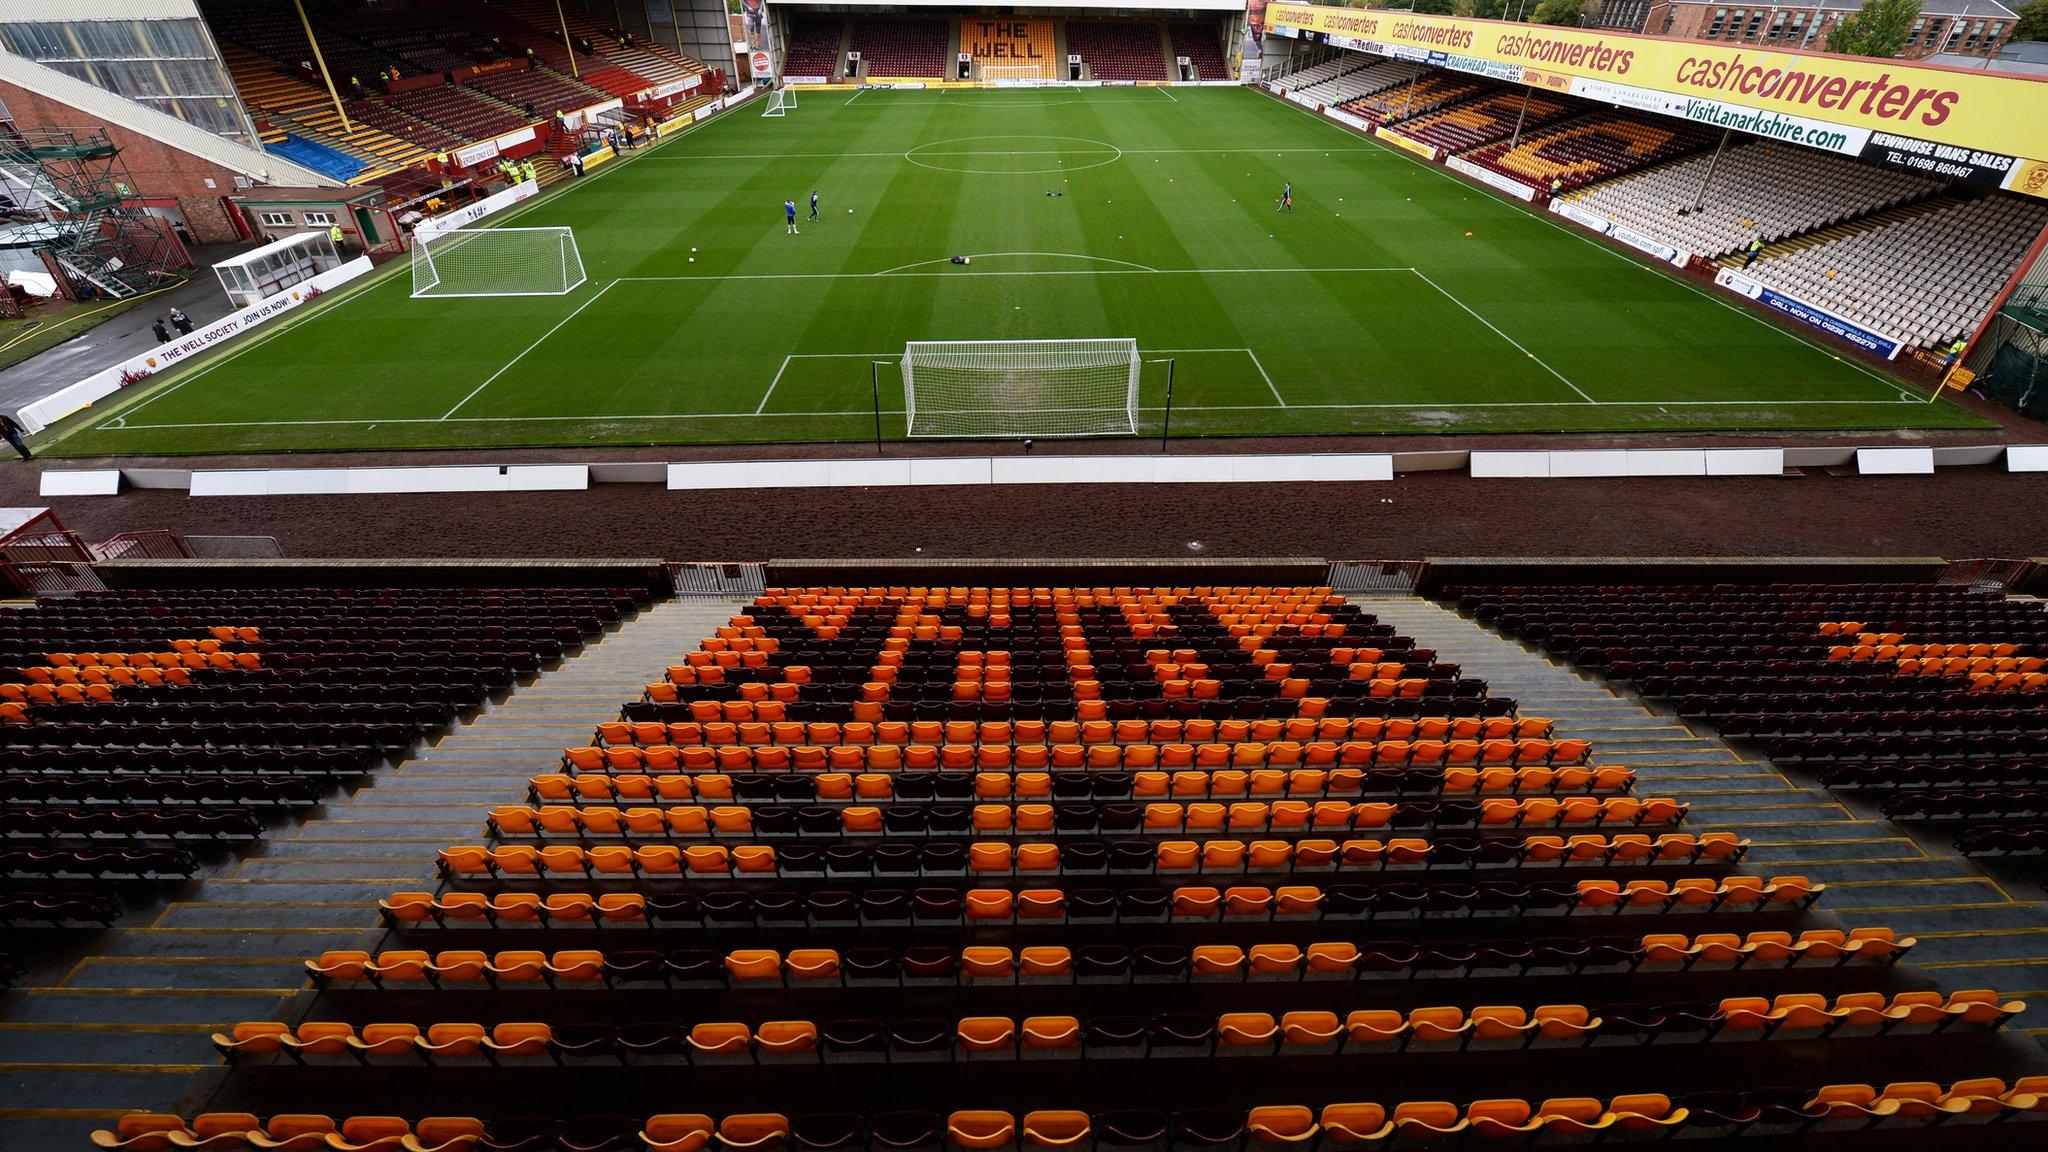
xmin=903 ymin=338 xmax=1141 ymax=438
xmin=410 ymin=226 xmax=586 ymax=298
xmin=981 ymin=63 xmax=1059 ymax=85
xmin=761 ymin=87 xmax=797 ymax=117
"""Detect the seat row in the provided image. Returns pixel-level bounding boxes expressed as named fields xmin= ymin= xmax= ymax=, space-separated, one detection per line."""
xmin=595 ymin=717 xmax=1550 ymax=750
xmin=0 ymin=889 xmax=122 ymax=926
xmin=440 ymin=833 xmax=1742 ymax=880
xmin=319 ymin=928 xmax=1913 ymax=990
xmin=530 ymin=766 xmax=1635 ymax=806
xmin=485 ymin=796 xmax=1685 ymax=839
xmin=380 ymin=875 xmax=1817 ymax=932
xmin=1 ymin=846 xmax=196 ymax=879
xmin=566 ymin=740 xmax=1592 ymax=775
xmin=0 ymin=805 xmax=262 ymax=840
xmin=212 ymin=988 xmax=2022 ymax=1066
xmin=93 ymin=1080 xmax=2048 ymax=1152
xmin=0 ymin=772 xmax=324 ymax=807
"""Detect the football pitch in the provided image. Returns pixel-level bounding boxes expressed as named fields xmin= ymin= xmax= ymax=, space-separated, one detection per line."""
xmin=54 ymin=84 xmax=1987 ymax=456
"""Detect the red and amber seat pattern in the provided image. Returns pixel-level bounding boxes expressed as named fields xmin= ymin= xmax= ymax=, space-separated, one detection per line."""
xmin=92 ymin=586 xmax=2041 ymax=1150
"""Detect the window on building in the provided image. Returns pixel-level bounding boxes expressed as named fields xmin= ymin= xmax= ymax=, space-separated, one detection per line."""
xmin=1706 ymin=8 xmax=1730 ymax=36
xmin=301 ymin=211 xmax=336 ymax=226
xmin=1962 ymin=20 xmax=1987 ymax=49
xmin=257 ymin=212 xmax=294 ymax=227
xmin=1769 ymin=12 xmax=1788 ymax=39
xmin=1947 ymin=21 xmax=1967 ymax=47
xmin=1786 ymin=12 xmax=1808 ymax=42
xmin=1744 ymin=10 xmax=1765 ymax=37
xmin=0 ymin=18 xmax=256 ymax=145
xmin=1922 ymin=19 xmax=1945 ymax=45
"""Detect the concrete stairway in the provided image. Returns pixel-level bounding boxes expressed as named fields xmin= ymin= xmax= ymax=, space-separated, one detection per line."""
xmin=1369 ymin=595 xmax=2048 ymax=1043
xmin=0 ymin=597 xmax=745 ymax=1150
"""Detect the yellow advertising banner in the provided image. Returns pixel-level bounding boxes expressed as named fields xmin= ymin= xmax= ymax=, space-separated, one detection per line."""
xmin=1264 ymin=3 xmax=2048 ymax=195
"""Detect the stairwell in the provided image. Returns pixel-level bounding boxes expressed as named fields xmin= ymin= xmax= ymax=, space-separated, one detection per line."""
xmin=1370 ymin=595 xmax=2048 ymax=1043
xmin=0 ymin=597 xmax=742 ymax=1151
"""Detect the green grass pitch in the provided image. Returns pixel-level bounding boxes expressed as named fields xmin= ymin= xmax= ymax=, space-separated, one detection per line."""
xmin=53 ymin=85 xmax=1987 ymax=456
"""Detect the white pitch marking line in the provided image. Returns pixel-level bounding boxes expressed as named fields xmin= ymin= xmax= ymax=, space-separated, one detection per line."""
xmin=1409 ymin=267 xmax=1597 ymax=405
xmin=873 ymin=252 xmax=1163 ymax=276
xmin=81 ymin=101 xmax=709 ymax=436
xmin=646 ymin=148 xmax=1386 ymax=160
xmin=1152 ymin=347 xmax=1284 ymax=407
xmin=1260 ymin=90 xmax=1927 ymax=405
xmin=439 ymin=279 xmax=619 ymax=420
xmin=843 ymin=87 xmax=866 ymax=106
xmin=759 ymin=356 xmax=793 ymax=415
xmin=620 ymin=266 xmax=1413 ymax=283
xmin=1157 ymin=87 xmax=1178 ymax=103
xmin=111 ymin=397 xmax=1925 ymax=431
xmin=758 ymin=353 xmax=897 ymax=414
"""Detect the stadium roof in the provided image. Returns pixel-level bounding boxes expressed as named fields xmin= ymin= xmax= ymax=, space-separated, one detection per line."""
xmin=1799 ymin=0 xmax=2018 ymax=13
xmin=1926 ymin=46 xmax=2048 ymax=77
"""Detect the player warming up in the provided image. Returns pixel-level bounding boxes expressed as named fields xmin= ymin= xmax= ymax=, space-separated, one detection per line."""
xmin=1276 ymin=181 xmax=1292 ymax=213
xmin=785 ymin=199 xmax=799 ymax=234
xmin=810 ymin=190 xmax=820 ymax=221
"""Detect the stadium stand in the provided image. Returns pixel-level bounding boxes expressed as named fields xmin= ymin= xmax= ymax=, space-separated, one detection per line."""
xmin=1567 ymin=142 xmax=1945 ymax=260
xmin=784 ymin=17 xmax=847 ymax=80
xmin=1064 ymin=22 xmax=1171 ymax=81
xmin=1339 ymin=74 xmax=1487 ymax=128
xmin=1440 ymin=583 xmax=2048 ymax=858
xmin=261 ymin=134 xmax=365 ymax=184
xmin=1388 ymin=88 xmax=1576 ymax=156
xmin=1168 ymin=23 xmax=1229 ymax=79
xmin=1293 ymin=58 xmax=1424 ymax=108
xmin=1272 ymin=54 xmax=1367 ymax=93
xmin=77 ymin=580 xmax=2048 ymax=1152
xmin=0 ymin=587 xmax=623 ymax=920
xmin=961 ymin=19 xmax=1059 ymax=81
xmin=382 ymin=83 xmax=527 ymax=143
xmin=489 ymin=0 xmax=708 ymax=86
xmin=850 ymin=18 xmax=952 ymax=79
xmin=465 ymin=65 xmax=608 ymax=120
xmin=1461 ymin=111 xmax=1718 ymax=193
xmin=1736 ymin=195 xmax=2048 ymax=349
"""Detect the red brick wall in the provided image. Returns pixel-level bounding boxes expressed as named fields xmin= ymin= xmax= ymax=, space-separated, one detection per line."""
xmin=0 ymin=78 xmax=251 ymax=245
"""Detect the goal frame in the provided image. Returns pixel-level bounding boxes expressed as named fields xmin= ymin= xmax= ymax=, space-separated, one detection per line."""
xmin=761 ymin=86 xmax=797 ymax=117
xmin=901 ymin=337 xmax=1142 ymax=439
xmin=980 ymin=63 xmax=1058 ymax=85
xmin=409 ymin=225 xmax=586 ymax=299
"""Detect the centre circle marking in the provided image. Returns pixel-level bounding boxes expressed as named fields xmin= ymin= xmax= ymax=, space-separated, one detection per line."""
xmin=904 ymin=134 xmax=1124 ymax=175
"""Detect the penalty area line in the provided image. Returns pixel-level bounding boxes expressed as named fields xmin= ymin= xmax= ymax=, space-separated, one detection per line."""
xmin=440 ymin=279 xmax=619 ymax=421
xmin=1408 ymin=268 xmax=1596 ymax=405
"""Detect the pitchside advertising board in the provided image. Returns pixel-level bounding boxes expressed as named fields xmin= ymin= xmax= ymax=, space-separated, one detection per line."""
xmin=1263 ymin=3 xmax=2048 ymax=200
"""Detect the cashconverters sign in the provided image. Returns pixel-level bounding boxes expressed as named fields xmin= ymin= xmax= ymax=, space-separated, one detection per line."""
xmin=1263 ymin=3 xmax=2048 ymax=199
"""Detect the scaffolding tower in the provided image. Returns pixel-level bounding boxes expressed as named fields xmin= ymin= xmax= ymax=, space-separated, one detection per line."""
xmin=0 ymin=126 xmax=187 ymax=299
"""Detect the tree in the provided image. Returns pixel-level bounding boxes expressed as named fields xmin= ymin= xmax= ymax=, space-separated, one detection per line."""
xmin=2016 ymin=0 xmax=2048 ymax=41
xmin=1408 ymin=0 xmax=1462 ymax=13
xmin=1530 ymin=0 xmax=1589 ymax=23
xmin=1826 ymin=0 xmax=1924 ymax=58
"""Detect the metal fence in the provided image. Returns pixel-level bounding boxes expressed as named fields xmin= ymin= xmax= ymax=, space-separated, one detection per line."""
xmin=670 ymin=562 xmax=766 ymax=597
xmin=1939 ymin=558 xmax=2036 ymax=592
xmin=1327 ymin=561 xmax=1423 ymax=594
xmin=90 ymin=531 xmax=190 ymax=561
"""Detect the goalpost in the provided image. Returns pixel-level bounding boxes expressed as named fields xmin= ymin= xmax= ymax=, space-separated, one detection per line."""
xmin=410 ymin=226 xmax=586 ymax=298
xmin=902 ymin=338 xmax=1141 ymax=438
xmin=980 ymin=63 xmax=1057 ymax=86
xmin=761 ymin=86 xmax=798 ymax=117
